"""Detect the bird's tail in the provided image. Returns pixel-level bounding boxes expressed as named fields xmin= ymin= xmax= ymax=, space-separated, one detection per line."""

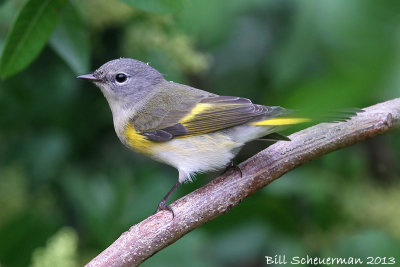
xmin=251 ymin=107 xmax=362 ymax=127
xmin=251 ymin=117 xmax=311 ymax=126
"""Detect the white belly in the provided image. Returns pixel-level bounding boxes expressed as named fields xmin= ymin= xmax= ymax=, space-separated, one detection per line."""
xmin=151 ymin=132 xmax=241 ymax=182
xmin=150 ymin=125 xmax=274 ymax=182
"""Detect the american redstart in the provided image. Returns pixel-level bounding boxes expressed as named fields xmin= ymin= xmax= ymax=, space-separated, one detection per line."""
xmin=78 ymin=58 xmax=311 ymax=215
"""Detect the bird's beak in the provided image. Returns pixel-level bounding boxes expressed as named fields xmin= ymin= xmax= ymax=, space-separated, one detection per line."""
xmin=77 ymin=73 xmax=101 ymax=82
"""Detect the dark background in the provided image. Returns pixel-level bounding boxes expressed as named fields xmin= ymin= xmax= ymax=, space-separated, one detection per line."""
xmin=1 ymin=0 xmax=399 ymax=266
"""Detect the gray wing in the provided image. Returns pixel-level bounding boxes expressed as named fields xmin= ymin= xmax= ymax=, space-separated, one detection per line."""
xmin=133 ymin=93 xmax=289 ymax=142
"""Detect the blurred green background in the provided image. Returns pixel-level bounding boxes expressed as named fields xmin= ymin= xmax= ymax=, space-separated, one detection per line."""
xmin=1 ymin=0 xmax=400 ymax=266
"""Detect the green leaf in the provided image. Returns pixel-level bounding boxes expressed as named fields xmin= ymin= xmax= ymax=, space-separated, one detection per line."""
xmin=49 ymin=3 xmax=89 ymax=75
xmin=0 ymin=0 xmax=67 ymax=78
xmin=122 ymin=0 xmax=185 ymax=13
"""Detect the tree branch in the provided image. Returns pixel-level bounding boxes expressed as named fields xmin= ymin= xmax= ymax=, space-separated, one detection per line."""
xmin=86 ymin=98 xmax=400 ymax=267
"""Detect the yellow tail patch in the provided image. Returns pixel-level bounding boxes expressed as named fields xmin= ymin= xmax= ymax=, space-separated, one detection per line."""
xmin=251 ymin=117 xmax=311 ymax=126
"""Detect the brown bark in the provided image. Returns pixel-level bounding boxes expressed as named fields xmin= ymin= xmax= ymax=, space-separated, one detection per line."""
xmin=86 ymin=98 xmax=400 ymax=267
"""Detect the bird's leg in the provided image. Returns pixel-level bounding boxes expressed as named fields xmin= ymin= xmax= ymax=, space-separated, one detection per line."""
xmin=224 ymin=161 xmax=243 ymax=177
xmin=154 ymin=181 xmax=181 ymax=218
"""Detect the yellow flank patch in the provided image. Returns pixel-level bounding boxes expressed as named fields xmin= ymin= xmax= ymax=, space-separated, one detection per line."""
xmin=251 ymin=117 xmax=311 ymax=126
xmin=124 ymin=124 xmax=153 ymax=154
xmin=179 ymin=103 xmax=213 ymax=124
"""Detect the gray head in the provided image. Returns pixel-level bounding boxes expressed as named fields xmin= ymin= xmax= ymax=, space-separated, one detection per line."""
xmin=77 ymin=58 xmax=165 ymax=106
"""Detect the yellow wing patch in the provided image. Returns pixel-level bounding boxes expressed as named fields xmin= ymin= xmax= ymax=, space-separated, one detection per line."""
xmin=124 ymin=124 xmax=153 ymax=154
xmin=179 ymin=103 xmax=213 ymax=124
xmin=178 ymin=103 xmax=243 ymax=124
xmin=251 ymin=117 xmax=311 ymax=126
xmin=177 ymin=102 xmax=249 ymax=136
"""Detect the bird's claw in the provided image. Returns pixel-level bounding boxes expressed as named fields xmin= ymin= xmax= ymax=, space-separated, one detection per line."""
xmin=154 ymin=200 xmax=175 ymax=218
xmin=224 ymin=161 xmax=243 ymax=177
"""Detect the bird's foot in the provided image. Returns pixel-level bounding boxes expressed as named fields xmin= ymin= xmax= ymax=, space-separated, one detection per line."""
xmin=154 ymin=199 xmax=175 ymax=218
xmin=153 ymin=181 xmax=181 ymax=219
xmin=224 ymin=161 xmax=243 ymax=177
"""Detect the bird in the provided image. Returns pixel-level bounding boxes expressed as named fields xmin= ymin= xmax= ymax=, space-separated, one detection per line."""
xmin=77 ymin=58 xmax=310 ymax=216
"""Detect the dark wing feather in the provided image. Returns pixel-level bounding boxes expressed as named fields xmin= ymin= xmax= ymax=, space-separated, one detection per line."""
xmin=140 ymin=124 xmax=187 ymax=141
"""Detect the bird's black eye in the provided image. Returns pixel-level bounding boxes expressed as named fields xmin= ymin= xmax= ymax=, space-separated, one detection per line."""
xmin=115 ymin=73 xmax=127 ymax=83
